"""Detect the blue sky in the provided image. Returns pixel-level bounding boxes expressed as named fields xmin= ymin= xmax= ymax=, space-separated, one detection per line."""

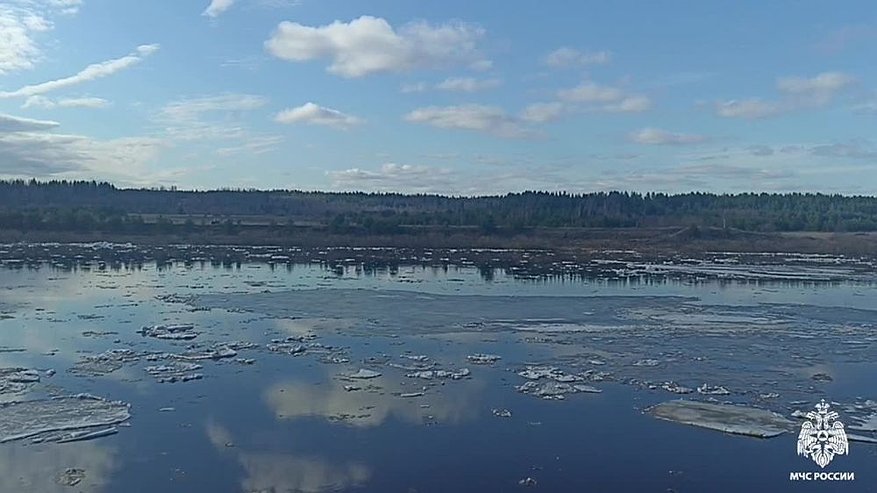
xmin=0 ymin=0 xmax=875 ymax=194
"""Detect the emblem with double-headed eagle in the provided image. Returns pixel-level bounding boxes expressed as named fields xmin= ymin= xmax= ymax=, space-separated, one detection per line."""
xmin=797 ymin=399 xmax=848 ymax=468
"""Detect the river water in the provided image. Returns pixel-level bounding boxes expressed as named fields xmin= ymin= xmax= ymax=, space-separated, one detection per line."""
xmin=0 ymin=259 xmax=874 ymax=492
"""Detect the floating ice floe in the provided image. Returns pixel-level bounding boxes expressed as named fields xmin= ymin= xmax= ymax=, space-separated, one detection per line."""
xmin=406 ymin=368 xmax=471 ymax=380
xmin=492 ymin=408 xmax=512 ymax=418
xmin=518 ymin=366 xmax=575 ymax=381
xmin=346 ymin=369 xmax=382 ymax=379
xmin=398 ymin=392 xmax=424 ymax=398
xmin=138 ymin=323 xmax=198 ymax=340
xmin=647 ymin=400 xmax=794 ymax=438
xmin=467 ymin=354 xmax=501 ymax=365
xmin=697 ymin=384 xmax=730 ymax=395
xmin=519 ymin=477 xmax=537 ymax=487
xmin=266 ymin=342 xmax=306 ymax=355
xmin=848 ymin=413 xmax=877 ymax=432
xmin=0 ymin=368 xmax=41 ymax=394
xmin=69 ymin=349 xmax=140 ymax=376
xmin=174 ymin=345 xmax=238 ymax=361
xmin=400 ymin=354 xmax=430 ymax=363
xmin=56 ymin=468 xmax=86 ymax=487
xmin=146 ymin=362 xmax=204 ymax=383
xmin=0 ymin=394 xmax=130 ymax=444
xmin=662 ymin=382 xmax=693 ymax=394
xmin=632 ymin=359 xmax=660 ymax=367
xmin=516 ymin=381 xmax=602 ymax=400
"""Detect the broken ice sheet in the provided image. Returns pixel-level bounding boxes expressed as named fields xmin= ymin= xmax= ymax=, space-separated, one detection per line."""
xmin=0 ymin=368 xmax=41 ymax=395
xmin=145 ymin=362 xmax=204 ymax=383
xmin=345 ymin=369 xmax=382 ymax=379
xmin=69 ymin=349 xmax=140 ymax=376
xmin=647 ymin=400 xmax=795 ymax=438
xmin=467 ymin=353 xmax=501 ymax=365
xmin=516 ymin=381 xmax=602 ymax=400
xmin=405 ymin=368 xmax=470 ymax=380
xmin=137 ymin=323 xmax=198 ymax=340
xmin=0 ymin=394 xmax=130 ymax=444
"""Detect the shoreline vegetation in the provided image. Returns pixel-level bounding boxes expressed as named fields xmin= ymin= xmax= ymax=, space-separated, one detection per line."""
xmin=0 ymin=179 xmax=875 ymax=255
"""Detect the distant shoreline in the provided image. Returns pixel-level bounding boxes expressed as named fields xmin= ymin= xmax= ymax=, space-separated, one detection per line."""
xmin=1 ymin=226 xmax=875 ymax=256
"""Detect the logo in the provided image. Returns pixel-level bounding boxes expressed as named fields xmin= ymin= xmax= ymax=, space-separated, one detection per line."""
xmin=797 ymin=400 xmax=849 ymax=468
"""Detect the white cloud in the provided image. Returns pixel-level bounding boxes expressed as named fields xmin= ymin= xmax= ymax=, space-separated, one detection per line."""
xmin=156 ymin=94 xmax=274 ymax=144
xmin=404 ymin=104 xmax=534 ymax=139
xmin=47 ymin=0 xmax=82 ymax=14
xmin=545 ymin=47 xmax=611 ymax=69
xmin=715 ymin=98 xmax=783 ymax=119
xmin=776 ymin=71 xmax=855 ymax=102
xmin=0 ymin=112 xmax=59 ymax=132
xmin=629 ymin=127 xmax=707 ymax=146
xmin=0 ymin=1 xmax=85 ymax=75
xmin=558 ymin=81 xmax=623 ymax=103
xmin=203 ymin=0 xmax=236 ymax=17
xmin=329 ymin=163 xmax=455 ymax=193
xmin=605 ymin=95 xmax=652 ymax=113
xmin=0 ymin=130 xmax=165 ymax=182
xmin=401 ymin=77 xmax=500 ymax=94
xmin=160 ymin=93 xmax=266 ymax=122
xmin=520 ymin=102 xmax=565 ymax=123
xmin=265 ymin=16 xmax=488 ymax=78
xmin=23 ymin=95 xmax=110 ymax=109
xmin=715 ymin=71 xmax=855 ymax=119
xmin=216 ymin=135 xmax=284 ymax=156
xmin=556 ymin=81 xmax=651 ymax=112
xmin=810 ymin=141 xmax=877 ymax=160
xmin=274 ymin=102 xmax=363 ymax=129
xmin=435 ymin=76 xmax=501 ymax=92
xmin=0 ymin=44 xmax=160 ymax=98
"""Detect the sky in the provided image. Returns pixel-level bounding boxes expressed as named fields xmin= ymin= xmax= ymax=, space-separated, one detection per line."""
xmin=0 ymin=0 xmax=875 ymax=194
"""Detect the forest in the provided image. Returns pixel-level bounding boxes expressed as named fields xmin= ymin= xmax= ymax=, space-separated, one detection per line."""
xmin=1 ymin=179 xmax=876 ymax=234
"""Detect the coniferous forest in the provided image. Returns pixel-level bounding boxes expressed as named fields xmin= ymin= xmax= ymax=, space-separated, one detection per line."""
xmin=1 ymin=180 xmax=876 ymax=235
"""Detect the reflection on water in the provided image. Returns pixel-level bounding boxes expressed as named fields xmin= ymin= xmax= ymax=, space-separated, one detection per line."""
xmin=0 ymin=442 xmax=116 ymax=493
xmin=0 ymin=261 xmax=874 ymax=492
xmin=206 ymin=420 xmax=372 ymax=493
xmin=264 ymin=372 xmax=482 ymax=427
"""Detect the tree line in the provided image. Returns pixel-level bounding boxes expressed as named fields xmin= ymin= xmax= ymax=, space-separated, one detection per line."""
xmin=1 ymin=179 xmax=876 ymax=233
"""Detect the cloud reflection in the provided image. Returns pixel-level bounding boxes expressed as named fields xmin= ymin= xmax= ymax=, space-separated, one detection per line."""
xmin=206 ymin=420 xmax=371 ymax=493
xmin=263 ymin=372 xmax=482 ymax=427
xmin=0 ymin=441 xmax=116 ymax=493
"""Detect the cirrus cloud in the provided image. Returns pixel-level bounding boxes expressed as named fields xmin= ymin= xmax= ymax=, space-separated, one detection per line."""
xmin=0 ymin=44 xmax=160 ymax=99
xmin=22 ymin=95 xmax=110 ymax=109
